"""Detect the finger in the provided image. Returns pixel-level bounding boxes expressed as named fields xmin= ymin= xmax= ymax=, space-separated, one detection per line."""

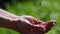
xmin=44 ymin=20 xmax=56 ymax=33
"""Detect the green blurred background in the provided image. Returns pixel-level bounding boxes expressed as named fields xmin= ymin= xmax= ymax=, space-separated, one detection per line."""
xmin=0 ymin=0 xmax=60 ymax=34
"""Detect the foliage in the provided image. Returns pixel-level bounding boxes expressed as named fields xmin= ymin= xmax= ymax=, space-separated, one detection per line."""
xmin=0 ymin=0 xmax=60 ymax=34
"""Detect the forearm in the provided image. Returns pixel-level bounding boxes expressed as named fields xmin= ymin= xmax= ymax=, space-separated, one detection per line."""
xmin=0 ymin=16 xmax=11 ymax=28
xmin=0 ymin=15 xmax=19 ymax=32
xmin=0 ymin=9 xmax=17 ymax=19
xmin=0 ymin=9 xmax=19 ymax=30
xmin=0 ymin=9 xmax=22 ymax=33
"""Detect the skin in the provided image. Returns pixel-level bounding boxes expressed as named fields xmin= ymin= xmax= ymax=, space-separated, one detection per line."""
xmin=0 ymin=9 xmax=56 ymax=34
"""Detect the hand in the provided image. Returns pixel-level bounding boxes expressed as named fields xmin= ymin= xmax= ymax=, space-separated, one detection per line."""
xmin=14 ymin=15 xmax=56 ymax=34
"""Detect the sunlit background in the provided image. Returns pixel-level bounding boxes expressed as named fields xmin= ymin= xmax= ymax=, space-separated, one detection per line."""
xmin=0 ymin=0 xmax=60 ymax=34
